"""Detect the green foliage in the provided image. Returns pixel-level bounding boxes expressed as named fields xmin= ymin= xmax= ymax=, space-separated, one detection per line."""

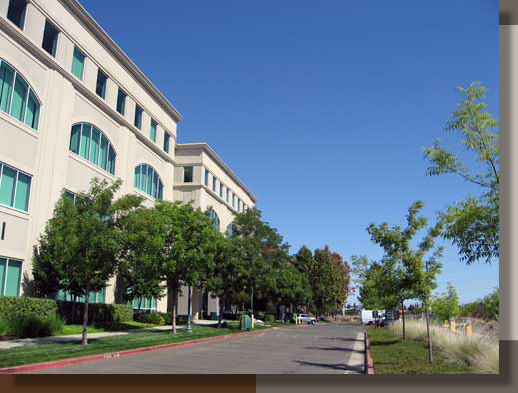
xmin=460 ymin=287 xmax=499 ymax=321
xmin=33 ymin=178 xmax=143 ymax=344
xmin=2 ymin=314 xmax=64 ymax=338
xmin=424 ymin=82 xmax=498 ymax=265
xmin=431 ymin=282 xmax=460 ymax=322
xmin=135 ymin=313 xmax=165 ymax=325
xmin=117 ymin=205 xmax=168 ymax=306
xmin=112 ymin=304 xmax=134 ymax=323
xmin=366 ymin=201 xmax=443 ymax=309
xmin=55 ymin=301 xmax=133 ymax=324
xmin=0 ymin=295 xmax=58 ymax=322
xmin=265 ymin=314 xmax=275 ymax=322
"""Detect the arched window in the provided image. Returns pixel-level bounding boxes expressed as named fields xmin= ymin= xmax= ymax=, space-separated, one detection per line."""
xmin=134 ymin=164 xmax=163 ymax=199
xmin=69 ymin=123 xmax=116 ymax=175
xmin=0 ymin=58 xmax=41 ymax=130
xmin=208 ymin=208 xmax=220 ymax=232
xmin=226 ymin=222 xmax=235 ymax=238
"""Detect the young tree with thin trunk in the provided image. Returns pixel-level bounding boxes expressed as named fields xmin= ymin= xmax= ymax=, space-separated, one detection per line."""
xmin=34 ymin=178 xmax=142 ymax=344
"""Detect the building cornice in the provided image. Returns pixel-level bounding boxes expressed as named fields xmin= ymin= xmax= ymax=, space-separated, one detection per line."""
xmin=58 ymin=0 xmax=182 ymax=123
xmin=176 ymin=143 xmax=256 ymax=203
xmin=0 ymin=17 xmax=177 ymax=166
xmin=173 ymin=183 xmax=246 ymax=214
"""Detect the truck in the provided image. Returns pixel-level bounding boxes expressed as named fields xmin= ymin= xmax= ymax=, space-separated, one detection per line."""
xmin=361 ymin=309 xmax=385 ymax=325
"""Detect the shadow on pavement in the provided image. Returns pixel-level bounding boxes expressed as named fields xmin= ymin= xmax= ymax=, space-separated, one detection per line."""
xmin=293 ymin=360 xmax=364 ymax=373
xmin=303 ymin=346 xmax=364 ymax=355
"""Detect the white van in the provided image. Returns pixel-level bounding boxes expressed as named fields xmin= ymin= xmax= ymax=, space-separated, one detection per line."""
xmin=361 ymin=309 xmax=385 ymax=325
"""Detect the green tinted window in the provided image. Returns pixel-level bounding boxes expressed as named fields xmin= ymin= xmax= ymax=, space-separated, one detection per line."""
xmin=5 ymin=259 xmax=22 ymax=296
xmin=71 ymin=47 xmax=85 ymax=80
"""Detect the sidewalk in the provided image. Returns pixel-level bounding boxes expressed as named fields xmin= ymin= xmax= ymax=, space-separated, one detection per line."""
xmin=0 ymin=320 xmax=221 ymax=350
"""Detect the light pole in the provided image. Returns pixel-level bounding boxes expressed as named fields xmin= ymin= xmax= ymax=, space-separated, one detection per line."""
xmin=186 ymin=285 xmax=193 ymax=334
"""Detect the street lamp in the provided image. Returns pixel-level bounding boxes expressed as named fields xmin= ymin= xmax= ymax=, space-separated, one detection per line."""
xmin=186 ymin=285 xmax=193 ymax=334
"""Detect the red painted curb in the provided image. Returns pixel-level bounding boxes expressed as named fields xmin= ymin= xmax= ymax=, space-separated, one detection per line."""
xmin=365 ymin=332 xmax=375 ymax=374
xmin=0 ymin=323 xmax=311 ymax=374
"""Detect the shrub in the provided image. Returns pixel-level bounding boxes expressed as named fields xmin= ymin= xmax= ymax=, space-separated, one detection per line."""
xmin=265 ymin=314 xmax=275 ymax=322
xmin=56 ymin=301 xmax=133 ymax=324
xmin=4 ymin=314 xmax=64 ymax=338
xmin=157 ymin=312 xmax=173 ymax=325
xmin=135 ymin=312 xmax=165 ymax=325
xmin=0 ymin=296 xmax=58 ymax=322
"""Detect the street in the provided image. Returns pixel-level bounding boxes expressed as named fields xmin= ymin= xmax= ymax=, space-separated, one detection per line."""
xmin=20 ymin=323 xmax=366 ymax=374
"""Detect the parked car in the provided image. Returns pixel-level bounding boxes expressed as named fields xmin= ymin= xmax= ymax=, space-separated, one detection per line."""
xmin=298 ymin=314 xmax=317 ymax=324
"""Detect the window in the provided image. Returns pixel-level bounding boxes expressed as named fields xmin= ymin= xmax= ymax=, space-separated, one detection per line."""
xmin=128 ymin=295 xmax=157 ymax=311
xmin=42 ymin=20 xmax=59 ymax=57
xmin=134 ymin=105 xmax=143 ymax=129
xmin=204 ymin=169 xmax=209 ymax=186
xmin=0 ymin=59 xmax=41 ymax=130
xmin=56 ymin=287 xmax=106 ymax=304
xmin=116 ymin=88 xmax=126 ymax=115
xmin=220 ymin=183 xmax=224 ymax=198
xmin=226 ymin=188 xmax=229 ymax=203
xmin=95 ymin=69 xmax=108 ymax=99
xmin=238 ymin=198 xmax=241 ymax=211
xmin=183 ymin=166 xmax=193 ymax=183
xmin=163 ymin=131 xmax=170 ymax=153
xmin=0 ymin=257 xmax=22 ymax=296
xmin=69 ymin=123 xmax=116 ymax=175
xmin=71 ymin=47 xmax=85 ymax=80
xmin=7 ymin=0 xmax=26 ymax=30
xmin=150 ymin=119 xmax=157 ymax=142
xmin=0 ymin=161 xmax=31 ymax=212
xmin=64 ymin=189 xmax=79 ymax=204
xmin=212 ymin=176 xmax=217 ymax=192
xmin=208 ymin=208 xmax=220 ymax=232
xmin=232 ymin=193 xmax=235 ymax=208
xmin=226 ymin=223 xmax=235 ymax=238
xmin=134 ymin=164 xmax=164 ymax=199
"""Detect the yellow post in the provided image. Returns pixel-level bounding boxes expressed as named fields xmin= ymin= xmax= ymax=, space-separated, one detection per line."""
xmin=251 ymin=315 xmax=255 ymax=329
xmin=465 ymin=324 xmax=472 ymax=336
xmin=450 ymin=320 xmax=456 ymax=332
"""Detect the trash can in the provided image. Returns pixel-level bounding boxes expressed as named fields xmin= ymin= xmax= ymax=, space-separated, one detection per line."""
xmin=210 ymin=312 xmax=218 ymax=320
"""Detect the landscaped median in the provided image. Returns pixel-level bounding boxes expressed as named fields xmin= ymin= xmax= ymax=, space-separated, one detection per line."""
xmin=0 ymin=321 xmax=308 ymax=373
xmin=366 ymin=326 xmax=474 ymax=374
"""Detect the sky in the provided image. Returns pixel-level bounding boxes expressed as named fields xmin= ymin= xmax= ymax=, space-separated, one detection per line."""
xmin=81 ymin=0 xmax=499 ymax=303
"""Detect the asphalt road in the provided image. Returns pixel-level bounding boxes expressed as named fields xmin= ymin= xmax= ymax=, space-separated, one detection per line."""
xmin=22 ymin=323 xmax=366 ymax=374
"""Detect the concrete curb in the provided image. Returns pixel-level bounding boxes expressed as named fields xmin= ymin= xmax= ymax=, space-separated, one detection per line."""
xmin=364 ymin=332 xmax=375 ymax=374
xmin=0 ymin=323 xmax=312 ymax=374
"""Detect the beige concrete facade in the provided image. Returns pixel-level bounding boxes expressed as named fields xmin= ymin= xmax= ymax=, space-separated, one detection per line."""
xmin=0 ymin=0 xmax=254 ymax=318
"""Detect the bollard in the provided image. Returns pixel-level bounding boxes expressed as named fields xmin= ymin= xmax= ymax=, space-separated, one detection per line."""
xmin=450 ymin=320 xmax=456 ymax=333
xmin=465 ymin=324 xmax=472 ymax=336
xmin=251 ymin=314 xmax=255 ymax=329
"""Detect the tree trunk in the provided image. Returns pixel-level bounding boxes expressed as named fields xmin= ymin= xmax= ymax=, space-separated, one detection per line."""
xmin=72 ymin=295 xmax=77 ymax=324
xmin=425 ymin=302 xmax=433 ymax=364
xmin=81 ymin=286 xmax=90 ymax=345
xmin=218 ymin=298 xmax=224 ymax=328
xmin=171 ymin=281 xmax=178 ymax=334
xmin=401 ymin=300 xmax=406 ymax=340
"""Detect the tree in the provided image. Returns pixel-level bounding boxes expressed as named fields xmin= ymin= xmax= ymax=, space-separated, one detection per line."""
xmin=424 ymin=82 xmax=498 ymax=265
xmin=33 ymin=178 xmax=142 ymax=344
xmin=156 ymin=201 xmax=220 ymax=333
xmin=117 ymin=205 xmax=167 ymax=311
xmin=311 ymin=246 xmax=345 ymax=317
xmin=232 ymin=208 xmax=290 ymax=315
xmin=431 ymin=282 xmax=460 ymax=322
xmin=358 ymin=262 xmax=397 ymax=310
xmin=367 ymin=200 xmax=443 ymax=358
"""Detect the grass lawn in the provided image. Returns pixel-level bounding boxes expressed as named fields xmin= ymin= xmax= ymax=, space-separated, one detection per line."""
xmin=367 ymin=327 xmax=473 ymax=374
xmin=61 ymin=321 xmax=162 ymax=335
xmin=0 ymin=325 xmax=245 ymax=368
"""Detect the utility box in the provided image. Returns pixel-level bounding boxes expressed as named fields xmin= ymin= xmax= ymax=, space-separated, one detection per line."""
xmin=241 ymin=315 xmax=252 ymax=331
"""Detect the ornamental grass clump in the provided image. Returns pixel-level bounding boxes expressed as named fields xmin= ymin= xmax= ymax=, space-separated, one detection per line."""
xmin=391 ymin=318 xmax=498 ymax=374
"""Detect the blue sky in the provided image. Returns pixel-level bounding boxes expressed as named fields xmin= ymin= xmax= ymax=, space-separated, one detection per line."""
xmin=81 ymin=0 xmax=499 ymax=303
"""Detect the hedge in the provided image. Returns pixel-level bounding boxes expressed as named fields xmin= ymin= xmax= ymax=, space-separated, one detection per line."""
xmin=56 ymin=301 xmax=133 ymax=324
xmin=0 ymin=296 xmax=58 ymax=322
xmin=0 ymin=296 xmax=133 ymax=326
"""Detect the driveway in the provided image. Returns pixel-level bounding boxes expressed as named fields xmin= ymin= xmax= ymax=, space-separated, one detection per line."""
xmin=20 ymin=323 xmax=366 ymax=374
